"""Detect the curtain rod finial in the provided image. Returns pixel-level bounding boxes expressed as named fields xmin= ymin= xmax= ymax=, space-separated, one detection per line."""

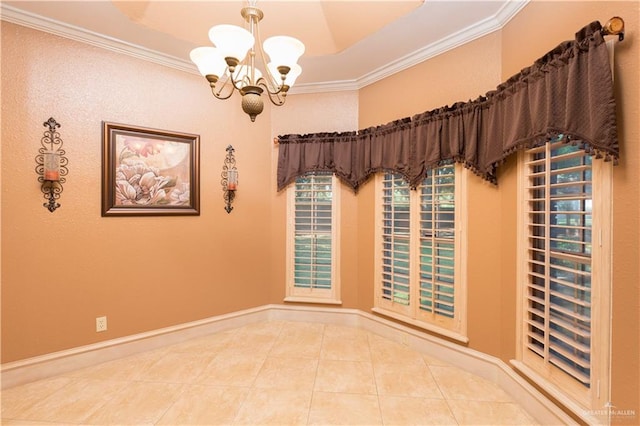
xmin=603 ymin=16 xmax=624 ymax=41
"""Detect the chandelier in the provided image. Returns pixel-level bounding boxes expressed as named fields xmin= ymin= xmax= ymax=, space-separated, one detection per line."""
xmin=190 ymin=1 xmax=305 ymax=122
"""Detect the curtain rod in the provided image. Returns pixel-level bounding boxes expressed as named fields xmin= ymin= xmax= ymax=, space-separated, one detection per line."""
xmin=602 ymin=16 xmax=625 ymax=41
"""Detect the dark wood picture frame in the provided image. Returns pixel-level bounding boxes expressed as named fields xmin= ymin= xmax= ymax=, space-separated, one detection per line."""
xmin=102 ymin=122 xmax=200 ymax=216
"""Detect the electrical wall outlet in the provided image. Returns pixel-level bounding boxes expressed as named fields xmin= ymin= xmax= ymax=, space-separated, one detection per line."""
xmin=96 ymin=316 xmax=107 ymax=332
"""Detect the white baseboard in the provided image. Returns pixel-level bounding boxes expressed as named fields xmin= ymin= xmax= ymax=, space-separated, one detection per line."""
xmin=1 ymin=304 xmax=574 ymax=425
xmin=1 ymin=305 xmax=270 ymax=389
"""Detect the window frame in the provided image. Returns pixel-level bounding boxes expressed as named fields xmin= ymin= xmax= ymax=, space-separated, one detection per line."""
xmin=515 ymin=143 xmax=612 ymax=415
xmin=285 ymin=173 xmax=341 ymax=305
xmin=373 ymin=164 xmax=468 ymax=342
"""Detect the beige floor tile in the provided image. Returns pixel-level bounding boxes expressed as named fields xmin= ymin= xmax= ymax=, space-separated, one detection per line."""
xmin=379 ymin=395 xmax=458 ymax=425
xmin=314 ymin=359 xmax=377 ymax=394
xmin=216 ymin=332 xmax=278 ymax=359
xmin=1 ymin=420 xmax=71 ymax=425
xmin=236 ymin=320 xmax=285 ymax=337
xmin=374 ymin=361 xmax=444 ymax=398
xmin=83 ymin=381 xmax=184 ymax=424
xmin=233 ymin=388 xmax=312 ymax=425
xmin=323 ymin=324 xmax=370 ymax=339
xmin=447 ymin=399 xmax=540 ymax=425
xmin=2 ymin=321 xmax=540 ymax=426
xmin=308 ymin=391 xmax=382 ymax=425
xmin=279 ymin=320 xmax=326 ymax=336
xmin=369 ymin=334 xmax=426 ymax=366
xmin=196 ymin=353 xmax=265 ymax=387
xmin=19 ymin=378 xmax=128 ymax=424
xmin=236 ymin=334 xmax=279 ymax=353
xmin=429 ymin=366 xmax=513 ymax=402
xmin=253 ymin=356 xmax=318 ymax=391
xmin=423 ymin=353 xmax=454 ymax=367
xmin=136 ymin=351 xmax=214 ymax=383
xmin=321 ymin=333 xmax=372 ymax=362
xmin=156 ymin=384 xmax=249 ymax=425
xmin=270 ymin=330 xmax=323 ymax=359
xmin=0 ymin=377 xmax=72 ymax=419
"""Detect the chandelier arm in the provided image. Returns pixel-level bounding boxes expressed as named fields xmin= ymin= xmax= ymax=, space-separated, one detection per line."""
xmin=261 ymin=84 xmax=286 ymax=106
xmin=211 ymin=88 xmax=235 ymax=100
xmin=210 ymin=78 xmax=236 ymax=100
xmin=257 ymin=78 xmax=288 ymax=97
xmin=214 ymin=66 xmax=253 ymax=93
xmin=228 ymin=72 xmax=250 ymax=92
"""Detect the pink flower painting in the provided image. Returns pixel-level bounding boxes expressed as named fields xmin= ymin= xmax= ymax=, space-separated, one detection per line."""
xmin=114 ymin=136 xmax=190 ymax=207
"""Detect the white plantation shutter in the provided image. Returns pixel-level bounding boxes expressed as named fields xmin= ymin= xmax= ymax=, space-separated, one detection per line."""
xmin=517 ymin=42 xmax=613 ymax=415
xmin=376 ymin=164 xmax=465 ymax=338
xmin=419 ymin=165 xmax=455 ymax=319
xmin=381 ymin=174 xmax=411 ymax=307
xmin=294 ymin=174 xmax=333 ymax=289
xmin=525 ymin=140 xmax=593 ymax=386
xmin=286 ymin=173 xmax=340 ymax=303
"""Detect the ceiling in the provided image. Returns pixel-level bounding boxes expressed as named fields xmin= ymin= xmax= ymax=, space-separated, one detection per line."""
xmin=2 ymin=0 xmax=528 ymax=93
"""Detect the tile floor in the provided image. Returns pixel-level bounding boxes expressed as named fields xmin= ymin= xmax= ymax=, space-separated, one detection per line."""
xmin=1 ymin=321 xmax=540 ymax=425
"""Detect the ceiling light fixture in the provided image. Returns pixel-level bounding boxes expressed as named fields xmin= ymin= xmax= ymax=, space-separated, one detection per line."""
xmin=190 ymin=1 xmax=305 ymax=122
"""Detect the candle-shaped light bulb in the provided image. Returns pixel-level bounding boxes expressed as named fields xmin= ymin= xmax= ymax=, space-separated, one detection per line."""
xmin=228 ymin=169 xmax=238 ymax=190
xmin=44 ymin=152 xmax=60 ymax=181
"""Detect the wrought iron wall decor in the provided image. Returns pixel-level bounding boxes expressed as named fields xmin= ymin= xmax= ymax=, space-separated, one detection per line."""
xmin=35 ymin=117 xmax=68 ymax=212
xmin=221 ymin=145 xmax=238 ymax=213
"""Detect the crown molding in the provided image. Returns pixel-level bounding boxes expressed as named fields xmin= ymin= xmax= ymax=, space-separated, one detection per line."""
xmin=0 ymin=4 xmax=195 ymax=74
xmin=288 ymin=79 xmax=360 ymax=95
xmin=1 ymin=1 xmax=528 ymax=94
xmin=355 ymin=0 xmax=529 ymax=89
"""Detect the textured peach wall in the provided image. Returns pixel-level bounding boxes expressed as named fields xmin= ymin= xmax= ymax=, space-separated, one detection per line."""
xmin=0 ymin=23 xmax=359 ymax=363
xmin=1 ymin=23 xmax=276 ymax=362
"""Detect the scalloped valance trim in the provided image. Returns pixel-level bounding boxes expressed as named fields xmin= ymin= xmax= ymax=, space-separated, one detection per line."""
xmin=277 ymin=21 xmax=618 ymax=192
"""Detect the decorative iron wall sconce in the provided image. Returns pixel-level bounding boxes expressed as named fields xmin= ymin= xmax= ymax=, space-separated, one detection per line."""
xmin=221 ymin=145 xmax=238 ymax=213
xmin=35 ymin=117 xmax=68 ymax=212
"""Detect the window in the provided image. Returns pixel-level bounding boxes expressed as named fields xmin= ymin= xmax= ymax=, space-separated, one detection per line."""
xmin=374 ymin=164 xmax=467 ymax=341
xmin=517 ymin=140 xmax=612 ymax=412
xmin=286 ymin=173 xmax=341 ymax=304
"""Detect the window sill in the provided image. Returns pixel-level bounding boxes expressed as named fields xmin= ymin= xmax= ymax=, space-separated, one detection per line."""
xmin=509 ymin=360 xmax=602 ymax=425
xmin=284 ymin=296 xmax=342 ymax=305
xmin=371 ymin=307 xmax=469 ymax=344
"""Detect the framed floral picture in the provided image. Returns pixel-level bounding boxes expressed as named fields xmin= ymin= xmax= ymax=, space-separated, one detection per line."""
xmin=101 ymin=122 xmax=200 ymax=216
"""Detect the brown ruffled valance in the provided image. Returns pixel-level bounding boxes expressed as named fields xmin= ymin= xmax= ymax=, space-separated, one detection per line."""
xmin=277 ymin=21 xmax=618 ymax=191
